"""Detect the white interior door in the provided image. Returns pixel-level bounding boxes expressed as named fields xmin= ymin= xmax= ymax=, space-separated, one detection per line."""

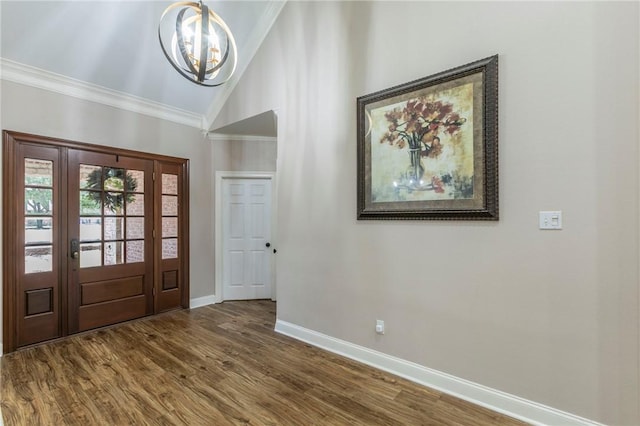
xmin=222 ymin=178 xmax=272 ymax=300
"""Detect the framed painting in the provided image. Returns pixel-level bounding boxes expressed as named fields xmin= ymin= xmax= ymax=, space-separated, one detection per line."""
xmin=357 ymin=55 xmax=498 ymax=220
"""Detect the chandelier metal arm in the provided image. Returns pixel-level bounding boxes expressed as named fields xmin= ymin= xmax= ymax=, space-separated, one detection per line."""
xmin=175 ymin=8 xmax=198 ymax=76
xmin=198 ymin=3 xmax=208 ymax=83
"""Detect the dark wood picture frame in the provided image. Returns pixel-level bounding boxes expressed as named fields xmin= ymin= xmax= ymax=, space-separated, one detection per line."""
xmin=357 ymin=55 xmax=498 ymax=220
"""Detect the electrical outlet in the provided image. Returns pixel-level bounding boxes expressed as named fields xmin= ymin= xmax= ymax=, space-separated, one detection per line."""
xmin=376 ymin=320 xmax=385 ymax=334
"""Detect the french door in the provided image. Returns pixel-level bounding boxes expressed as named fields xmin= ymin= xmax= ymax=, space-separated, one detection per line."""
xmin=67 ymin=149 xmax=154 ymax=333
xmin=3 ymin=132 xmax=189 ymax=352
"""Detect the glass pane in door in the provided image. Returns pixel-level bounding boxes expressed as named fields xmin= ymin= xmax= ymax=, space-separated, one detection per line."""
xmin=25 ymin=188 xmax=52 ymax=215
xmin=126 ymin=218 xmax=144 ymax=239
xmin=162 ymin=174 xmax=178 ymax=194
xmin=104 ymin=241 xmax=124 ymax=265
xmin=80 ymin=217 xmax=102 ymax=241
xmin=25 ymin=158 xmax=52 ymax=186
xmin=80 ymin=191 xmax=102 ymax=215
xmin=126 ymin=241 xmax=144 ymax=263
xmin=162 ymin=195 xmax=178 ymax=216
xmin=162 ymin=217 xmax=178 ymax=238
xmin=162 ymin=238 xmax=178 ymax=259
xmin=79 ymin=165 xmax=102 ymax=189
xmin=126 ymin=170 xmax=144 ymax=191
xmin=103 ymin=168 xmax=125 ymax=191
xmin=25 ymin=245 xmax=53 ymax=273
xmin=104 ymin=193 xmax=124 ymax=215
xmin=80 ymin=243 xmax=102 ymax=268
xmin=25 ymin=218 xmax=53 ymax=244
xmin=126 ymin=194 xmax=144 ymax=215
xmin=104 ymin=217 xmax=124 ymax=240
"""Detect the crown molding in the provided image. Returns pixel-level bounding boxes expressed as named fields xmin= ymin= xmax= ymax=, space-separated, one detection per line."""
xmin=207 ymin=133 xmax=276 ymax=143
xmin=203 ymin=1 xmax=287 ymax=130
xmin=0 ymin=58 xmax=204 ymax=129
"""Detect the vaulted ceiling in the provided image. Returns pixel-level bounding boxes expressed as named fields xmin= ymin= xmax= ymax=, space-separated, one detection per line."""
xmin=0 ymin=1 xmax=285 ymax=131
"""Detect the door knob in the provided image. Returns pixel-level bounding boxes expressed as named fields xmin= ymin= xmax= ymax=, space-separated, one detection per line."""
xmin=70 ymin=239 xmax=80 ymax=259
xmin=266 ymin=242 xmax=271 ymax=248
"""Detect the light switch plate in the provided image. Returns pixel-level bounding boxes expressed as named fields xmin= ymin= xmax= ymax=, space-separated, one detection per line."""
xmin=539 ymin=211 xmax=562 ymax=230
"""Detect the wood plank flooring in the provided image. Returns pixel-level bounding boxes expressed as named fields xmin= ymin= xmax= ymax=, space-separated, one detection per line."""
xmin=1 ymin=301 xmax=527 ymax=425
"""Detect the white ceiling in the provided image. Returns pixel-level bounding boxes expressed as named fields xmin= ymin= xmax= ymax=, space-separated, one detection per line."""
xmin=0 ymin=0 xmax=283 ymax=130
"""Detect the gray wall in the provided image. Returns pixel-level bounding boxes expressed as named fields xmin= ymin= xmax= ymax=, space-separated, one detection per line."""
xmin=213 ymin=138 xmax=277 ymax=173
xmin=0 ymin=80 xmax=216 ymax=304
xmin=212 ymin=2 xmax=640 ymax=424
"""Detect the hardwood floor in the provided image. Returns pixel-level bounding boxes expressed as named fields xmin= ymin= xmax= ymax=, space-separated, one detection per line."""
xmin=1 ymin=301 xmax=527 ymax=425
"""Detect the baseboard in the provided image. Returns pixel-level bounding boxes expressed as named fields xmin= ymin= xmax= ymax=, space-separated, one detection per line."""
xmin=275 ymin=320 xmax=604 ymax=426
xmin=189 ymin=295 xmax=217 ymax=309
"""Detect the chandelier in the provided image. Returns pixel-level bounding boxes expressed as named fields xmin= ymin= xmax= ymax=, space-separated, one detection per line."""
xmin=158 ymin=1 xmax=237 ymax=87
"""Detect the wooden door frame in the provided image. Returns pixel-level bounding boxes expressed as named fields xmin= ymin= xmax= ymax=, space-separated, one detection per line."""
xmin=2 ymin=131 xmax=190 ymax=353
xmin=214 ymin=171 xmax=277 ymax=303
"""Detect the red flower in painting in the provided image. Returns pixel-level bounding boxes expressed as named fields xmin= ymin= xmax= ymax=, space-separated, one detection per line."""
xmin=432 ymin=176 xmax=445 ymax=193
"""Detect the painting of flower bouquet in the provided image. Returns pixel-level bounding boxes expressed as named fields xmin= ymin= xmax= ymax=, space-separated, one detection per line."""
xmin=357 ymin=55 xmax=498 ymax=220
